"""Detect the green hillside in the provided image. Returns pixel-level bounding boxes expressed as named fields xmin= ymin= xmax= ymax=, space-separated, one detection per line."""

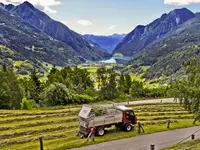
xmin=128 ymin=16 xmax=200 ymax=82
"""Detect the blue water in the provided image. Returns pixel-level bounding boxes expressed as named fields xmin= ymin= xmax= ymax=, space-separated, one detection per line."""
xmin=99 ymin=56 xmax=131 ymax=64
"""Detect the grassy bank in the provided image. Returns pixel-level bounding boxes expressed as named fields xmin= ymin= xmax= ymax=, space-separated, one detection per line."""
xmin=164 ymin=138 xmax=200 ymax=150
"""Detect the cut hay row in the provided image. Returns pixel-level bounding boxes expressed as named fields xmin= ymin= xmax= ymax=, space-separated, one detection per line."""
xmin=0 ymin=109 xmax=79 ymax=116
xmin=0 ymin=122 xmax=78 ymax=140
xmin=0 ymin=113 xmax=76 ymax=124
xmin=134 ymin=108 xmax=185 ymax=112
xmin=136 ymin=111 xmax=189 ymax=116
xmin=0 ymin=116 xmax=78 ymax=131
xmin=0 ymin=129 xmax=77 ymax=147
xmin=138 ymin=114 xmax=194 ymax=121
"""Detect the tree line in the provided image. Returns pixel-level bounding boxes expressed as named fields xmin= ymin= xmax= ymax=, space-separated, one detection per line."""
xmin=0 ymin=65 xmax=168 ymax=110
xmin=170 ymin=56 xmax=200 ymax=121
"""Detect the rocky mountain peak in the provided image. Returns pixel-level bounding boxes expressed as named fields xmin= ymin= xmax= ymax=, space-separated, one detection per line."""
xmin=21 ymin=1 xmax=35 ymax=10
xmin=0 ymin=2 xmax=4 ymax=7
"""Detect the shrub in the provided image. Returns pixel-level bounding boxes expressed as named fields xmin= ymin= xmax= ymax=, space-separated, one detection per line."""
xmin=72 ymin=94 xmax=95 ymax=104
xmin=41 ymin=83 xmax=73 ymax=106
xmin=20 ymin=97 xmax=39 ymax=110
xmin=85 ymin=88 xmax=98 ymax=97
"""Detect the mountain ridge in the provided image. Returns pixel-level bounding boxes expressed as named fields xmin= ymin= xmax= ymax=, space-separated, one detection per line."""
xmin=128 ymin=15 xmax=200 ymax=80
xmin=84 ymin=34 xmax=126 ymax=53
xmin=0 ymin=6 xmax=86 ymax=74
xmin=2 ymin=1 xmax=109 ymax=61
xmin=113 ymin=8 xmax=196 ymax=56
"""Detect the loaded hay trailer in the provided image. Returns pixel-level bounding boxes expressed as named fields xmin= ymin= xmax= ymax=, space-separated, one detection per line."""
xmin=77 ymin=105 xmax=137 ymax=137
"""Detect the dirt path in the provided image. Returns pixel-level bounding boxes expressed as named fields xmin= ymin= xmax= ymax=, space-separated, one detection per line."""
xmin=72 ymin=126 xmax=200 ymax=150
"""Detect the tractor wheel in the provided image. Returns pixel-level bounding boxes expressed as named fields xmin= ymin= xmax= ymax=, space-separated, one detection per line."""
xmin=125 ymin=124 xmax=132 ymax=132
xmin=97 ymin=127 xmax=105 ymax=136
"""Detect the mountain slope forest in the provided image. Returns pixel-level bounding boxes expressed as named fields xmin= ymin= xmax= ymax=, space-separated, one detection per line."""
xmin=113 ymin=8 xmax=196 ymax=56
xmin=0 ymin=2 xmax=109 ymax=74
xmin=127 ymin=15 xmax=200 ymax=82
xmin=109 ymin=8 xmax=200 ymax=83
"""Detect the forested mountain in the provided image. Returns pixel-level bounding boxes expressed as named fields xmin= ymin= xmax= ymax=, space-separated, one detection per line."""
xmin=0 ymin=1 xmax=110 ymax=74
xmin=4 ymin=1 xmax=109 ymax=60
xmin=84 ymin=34 xmax=126 ymax=53
xmin=113 ymin=8 xmax=196 ymax=56
xmin=128 ymin=15 xmax=200 ymax=80
xmin=0 ymin=6 xmax=83 ymax=74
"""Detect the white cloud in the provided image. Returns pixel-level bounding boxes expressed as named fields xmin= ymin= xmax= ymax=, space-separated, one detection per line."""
xmin=0 ymin=0 xmax=61 ymax=14
xmin=164 ymin=0 xmax=200 ymax=5
xmin=77 ymin=20 xmax=93 ymax=26
xmin=108 ymin=25 xmax=116 ymax=30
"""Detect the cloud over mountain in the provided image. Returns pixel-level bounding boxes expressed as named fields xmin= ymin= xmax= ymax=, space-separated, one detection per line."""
xmin=0 ymin=0 xmax=60 ymax=13
xmin=164 ymin=0 xmax=200 ymax=5
xmin=108 ymin=25 xmax=116 ymax=30
xmin=77 ymin=20 xmax=93 ymax=26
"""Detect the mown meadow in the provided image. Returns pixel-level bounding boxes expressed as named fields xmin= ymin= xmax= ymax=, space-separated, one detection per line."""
xmin=0 ymin=103 xmax=199 ymax=150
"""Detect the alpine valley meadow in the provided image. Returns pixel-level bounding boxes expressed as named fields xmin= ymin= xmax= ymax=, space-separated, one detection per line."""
xmin=1 ymin=0 xmax=200 ymax=150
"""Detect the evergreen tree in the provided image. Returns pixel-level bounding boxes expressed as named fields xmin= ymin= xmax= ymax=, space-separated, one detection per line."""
xmin=48 ymin=65 xmax=57 ymax=79
xmin=125 ymin=74 xmax=132 ymax=94
xmin=0 ymin=68 xmax=23 ymax=109
xmin=29 ymin=68 xmax=41 ymax=103
xmin=130 ymin=80 xmax=144 ymax=98
xmin=118 ymin=74 xmax=125 ymax=93
xmin=2 ymin=61 xmax=7 ymax=72
xmin=99 ymin=69 xmax=118 ymax=100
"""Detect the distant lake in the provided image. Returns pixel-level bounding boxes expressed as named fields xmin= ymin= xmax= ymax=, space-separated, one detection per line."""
xmin=99 ymin=56 xmax=132 ymax=64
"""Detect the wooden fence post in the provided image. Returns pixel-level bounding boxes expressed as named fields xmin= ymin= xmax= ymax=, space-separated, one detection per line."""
xmin=138 ymin=122 xmax=145 ymax=134
xmin=86 ymin=128 xmax=95 ymax=142
xmin=193 ymin=118 xmax=197 ymax=125
xmin=138 ymin=122 xmax=141 ymax=134
xmin=39 ymin=137 xmax=44 ymax=150
xmin=191 ymin=134 xmax=195 ymax=140
xmin=167 ymin=120 xmax=171 ymax=129
xmin=150 ymin=144 xmax=155 ymax=150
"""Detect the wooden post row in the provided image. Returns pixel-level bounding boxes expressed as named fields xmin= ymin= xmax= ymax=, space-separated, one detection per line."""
xmin=138 ymin=122 xmax=145 ymax=134
xmin=150 ymin=144 xmax=155 ymax=150
xmin=39 ymin=137 xmax=44 ymax=150
xmin=167 ymin=120 xmax=170 ymax=129
xmin=138 ymin=122 xmax=141 ymax=133
xmin=191 ymin=134 xmax=195 ymax=140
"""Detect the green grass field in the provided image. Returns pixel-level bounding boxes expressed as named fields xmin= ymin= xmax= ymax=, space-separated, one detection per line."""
xmin=164 ymin=138 xmax=200 ymax=150
xmin=0 ymin=103 xmax=199 ymax=150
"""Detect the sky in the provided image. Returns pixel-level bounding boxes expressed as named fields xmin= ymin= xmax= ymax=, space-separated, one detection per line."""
xmin=1 ymin=0 xmax=200 ymax=35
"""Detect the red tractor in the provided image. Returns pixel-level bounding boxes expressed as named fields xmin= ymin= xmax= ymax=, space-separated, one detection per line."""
xmin=77 ymin=105 xmax=137 ymax=137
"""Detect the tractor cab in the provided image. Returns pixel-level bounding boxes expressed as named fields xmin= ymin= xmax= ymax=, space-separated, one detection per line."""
xmin=115 ymin=105 xmax=137 ymax=124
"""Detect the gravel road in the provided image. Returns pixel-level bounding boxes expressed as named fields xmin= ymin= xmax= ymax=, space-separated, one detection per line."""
xmin=72 ymin=126 xmax=200 ymax=150
xmin=99 ymin=98 xmax=175 ymax=107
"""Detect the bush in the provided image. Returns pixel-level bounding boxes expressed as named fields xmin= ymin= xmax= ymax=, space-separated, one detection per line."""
xmin=72 ymin=94 xmax=96 ymax=104
xmin=20 ymin=97 xmax=39 ymax=110
xmin=85 ymin=88 xmax=98 ymax=97
xmin=41 ymin=83 xmax=73 ymax=106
